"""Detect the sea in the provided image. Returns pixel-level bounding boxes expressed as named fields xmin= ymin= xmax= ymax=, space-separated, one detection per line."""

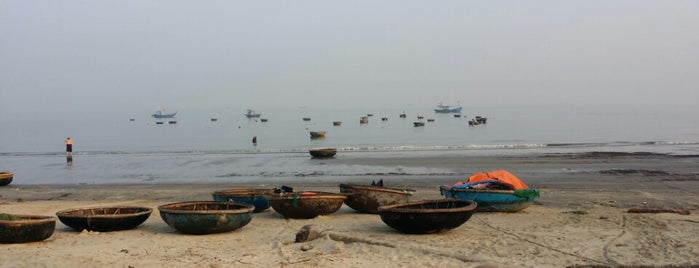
xmin=1 ymin=105 xmax=698 ymax=185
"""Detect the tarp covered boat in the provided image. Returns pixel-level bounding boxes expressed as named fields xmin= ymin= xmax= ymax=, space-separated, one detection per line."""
xmin=440 ymin=170 xmax=539 ymax=212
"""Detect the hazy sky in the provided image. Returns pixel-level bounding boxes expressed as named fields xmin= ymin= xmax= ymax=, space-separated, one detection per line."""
xmin=2 ymin=0 xmax=699 ymax=120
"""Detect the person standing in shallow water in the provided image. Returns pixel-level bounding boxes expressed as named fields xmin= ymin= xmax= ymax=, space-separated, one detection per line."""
xmin=65 ymin=137 xmax=73 ymax=155
xmin=252 ymin=136 xmax=257 ymax=146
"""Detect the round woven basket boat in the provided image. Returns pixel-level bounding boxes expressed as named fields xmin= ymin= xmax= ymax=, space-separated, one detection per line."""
xmin=0 ymin=214 xmax=55 ymax=243
xmin=56 ymin=206 xmax=152 ymax=232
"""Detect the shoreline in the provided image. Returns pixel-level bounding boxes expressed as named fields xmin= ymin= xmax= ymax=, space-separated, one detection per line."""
xmin=2 ymin=153 xmax=699 ymax=267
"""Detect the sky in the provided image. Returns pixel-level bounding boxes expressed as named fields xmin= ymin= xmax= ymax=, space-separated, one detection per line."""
xmin=2 ymin=0 xmax=699 ymax=121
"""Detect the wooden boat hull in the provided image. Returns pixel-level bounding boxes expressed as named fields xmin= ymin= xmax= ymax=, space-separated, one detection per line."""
xmin=56 ymin=206 xmax=152 ymax=232
xmin=339 ymin=184 xmax=412 ymax=214
xmin=439 ymin=186 xmax=538 ymax=212
xmin=378 ymin=199 xmax=476 ymax=234
xmin=212 ymin=188 xmax=273 ymax=213
xmin=309 ymin=148 xmax=337 ymax=158
xmin=0 ymin=215 xmax=55 ymax=243
xmin=0 ymin=172 xmax=13 ymax=186
xmin=309 ymin=131 xmax=326 ymax=138
xmin=158 ymin=201 xmax=254 ymax=235
xmin=269 ymin=192 xmax=346 ymax=219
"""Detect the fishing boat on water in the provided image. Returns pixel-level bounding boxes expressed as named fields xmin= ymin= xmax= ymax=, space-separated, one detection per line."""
xmin=244 ymin=109 xmax=261 ymax=118
xmin=434 ymin=102 xmax=463 ymax=113
xmin=152 ymin=109 xmax=177 ymax=119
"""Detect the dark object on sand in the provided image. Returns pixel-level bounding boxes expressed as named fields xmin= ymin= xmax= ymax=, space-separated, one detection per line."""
xmin=56 ymin=206 xmax=152 ymax=232
xmin=0 ymin=171 xmax=13 ymax=186
xmin=339 ymin=183 xmax=413 ymax=214
xmin=0 ymin=214 xmax=55 ymax=243
xmin=309 ymin=148 xmax=337 ymax=158
xmin=269 ymin=192 xmax=346 ymax=219
xmin=212 ymin=188 xmax=274 ymax=212
xmin=378 ymin=199 xmax=477 ymax=234
xmin=158 ymin=201 xmax=254 ymax=235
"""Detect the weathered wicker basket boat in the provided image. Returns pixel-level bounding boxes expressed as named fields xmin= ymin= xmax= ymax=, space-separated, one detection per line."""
xmin=212 ymin=188 xmax=274 ymax=212
xmin=56 ymin=206 xmax=152 ymax=232
xmin=339 ymin=184 xmax=412 ymax=214
xmin=158 ymin=201 xmax=254 ymax=235
xmin=309 ymin=148 xmax=337 ymax=158
xmin=0 ymin=214 xmax=55 ymax=243
xmin=0 ymin=171 xmax=13 ymax=186
xmin=378 ymin=199 xmax=477 ymax=234
xmin=269 ymin=192 xmax=346 ymax=219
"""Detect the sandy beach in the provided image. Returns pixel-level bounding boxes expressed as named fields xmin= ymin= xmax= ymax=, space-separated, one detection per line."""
xmin=2 ymin=153 xmax=699 ymax=267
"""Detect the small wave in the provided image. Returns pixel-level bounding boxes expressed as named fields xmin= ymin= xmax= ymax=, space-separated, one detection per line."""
xmin=2 ymin=140 xmax=696 ymax=157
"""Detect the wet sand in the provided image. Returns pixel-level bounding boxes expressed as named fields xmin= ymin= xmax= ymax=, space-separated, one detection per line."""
xmin=1 ymin=153 xmax=698 ymax=267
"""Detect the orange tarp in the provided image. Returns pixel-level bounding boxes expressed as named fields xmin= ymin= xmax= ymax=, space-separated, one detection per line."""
xmin=467 ymin=170 xmax=529 ymax=190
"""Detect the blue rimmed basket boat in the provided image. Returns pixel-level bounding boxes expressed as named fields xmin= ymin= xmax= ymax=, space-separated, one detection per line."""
xmin=439 ymin=186 xmax=539 ymax=212
xmin=212 ymin=188 xmax=273 ymax=213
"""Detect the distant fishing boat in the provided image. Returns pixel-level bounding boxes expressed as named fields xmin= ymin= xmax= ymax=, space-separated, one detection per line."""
xmin=434 ymin=102 xmax=463 ymax=113
xmin=244 ymin=109 xmax=261 ymax=118
xmin=152 ymin=109 xmax=177 ymax=119
xmin=310 ymin=131 xmax=326 ymax=138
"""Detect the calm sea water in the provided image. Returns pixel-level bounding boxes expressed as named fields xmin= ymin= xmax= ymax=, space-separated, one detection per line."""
xmin=1 ymin=105 xmax=697 ymax=185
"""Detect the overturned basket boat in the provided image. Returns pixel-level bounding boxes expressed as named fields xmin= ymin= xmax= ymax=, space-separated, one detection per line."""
xmin=269 ymin=192 xmax=346 ymax=219
xmin=56 ymin=206 xmax=152 ymax=232
xmin=212 ymin=188 xmax=274 ymax=213
xmin=158 ymin=201 xmax=254 ymax=235
xmin=0 ymin=214 xmax=55 ymax=243
xmin=339 ymin=183 xmax=413 ymax=214
xmin=0 ymin=171 xmax=13 ymax=186
xmin=309 ymin=148 xmax=337 ymax=158
xmin=378 ymin=199 xmax=477 ymax=234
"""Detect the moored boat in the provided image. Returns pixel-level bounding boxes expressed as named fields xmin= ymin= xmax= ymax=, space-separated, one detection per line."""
xmin=0 ymin=171 xmax=13 ymax=186
xmin=333 ymin=121 xmax=342 ymax=126
xmin=440 ymin=170 xmax=539 ymax=212
xmin=244 ymin=109 xmax=261 ymax=118
xmin=413 ymin=121 xmax=425 ymax=127
xmin=152 ymin=109 xmax=177 ymax=119
xmin=434 ymin=102 xmax=463 ymax=113
xmin=309 ymin=131 xmax=326 ymax=138
xmin=309 ymin=148 xmax=337 ymax=158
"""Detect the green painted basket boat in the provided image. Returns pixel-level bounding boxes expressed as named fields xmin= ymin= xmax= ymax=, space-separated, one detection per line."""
xmin=158 ymin=201 xmax=254 ymax=235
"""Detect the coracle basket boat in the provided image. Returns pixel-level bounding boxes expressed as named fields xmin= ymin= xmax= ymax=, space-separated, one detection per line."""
xmin=440 ymin=187 xmax=538 ymax=212
xmin=339 ymin=183 xmax=413 ymax=214
xmin=212 ymin=188 xmax=274 ymax=213
xmin=0 ymin=214 xmax=55 ymax=243
xmin=309 ymin=148 xmax=337 ymax=158
xmin=158 ymin=201 xmax=254 ymax=235
xmin=0 ymin=171 xmax=13 ymax=186
xmin=268 ymin=192 xmax=346 ymax=219
xmin=56 ymin=206 xmax=152 ymax=232
xmin=377 ymin=199 xmax=477 ymax=234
